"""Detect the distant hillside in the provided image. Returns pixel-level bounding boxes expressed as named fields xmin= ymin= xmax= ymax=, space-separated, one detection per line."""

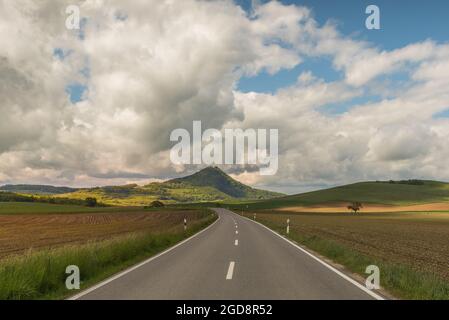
xmin=233 ymin=180 xmax=449 ymax=210
xmin=169 ymin=167 xmax=282 ymax=199
xmin=53 ymin=167 xmax=283 ymax=206
xmin=0 ymin=184 xmax=78 ymax=195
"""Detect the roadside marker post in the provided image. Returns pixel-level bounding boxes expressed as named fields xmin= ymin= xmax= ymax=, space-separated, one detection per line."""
xmin=184 ymin=217 xmax=187 ymax=231
xmin=287 ymin=218 xmax=290 ymax=234
xmin=253 ymin=213 xmax=256 ymax=220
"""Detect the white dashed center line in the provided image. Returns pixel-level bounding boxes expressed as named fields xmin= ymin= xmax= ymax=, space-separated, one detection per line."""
xmin=226 ymin=261 xmax=235 ymax=280
xmin=235 ymin=230 xmax=238 ymax=235
xmin=235 ymin=239 xmax=238 ymax=246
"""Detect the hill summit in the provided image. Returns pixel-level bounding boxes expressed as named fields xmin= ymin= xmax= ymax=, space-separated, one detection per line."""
xmin=169 ymin=166 xmax=281 ymax=199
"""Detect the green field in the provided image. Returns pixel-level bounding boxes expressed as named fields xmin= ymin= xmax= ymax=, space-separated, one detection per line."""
xmin=230 ymin=180 xmax=449 ymax=210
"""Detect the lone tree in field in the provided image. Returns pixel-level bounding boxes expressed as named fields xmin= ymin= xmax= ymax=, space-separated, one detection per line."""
xmin=347 ymin=202 xmax=363 ymax=214
xmin=149 ymin=200 xmax=164 ymax=208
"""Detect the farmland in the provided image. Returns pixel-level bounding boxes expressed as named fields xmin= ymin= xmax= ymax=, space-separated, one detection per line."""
xmin=243 ymin=210 xmax=449 ymax=299
xmin=0 ymin=202 xmax=216 ymax=299
xmin=2 ymin=177 xmax=449 ymax=299
xmin=0 ymin=204 xmax=212 ymax=259
xmin=0 ymin=202 xmax=122 ymax=215
xmin=231 ymin=180 xmax=449 ymax=211
xmin=228 ymin=179 xmax=449 ymax=299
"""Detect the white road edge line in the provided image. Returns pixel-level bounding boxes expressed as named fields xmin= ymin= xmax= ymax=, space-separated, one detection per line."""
xmin=68 ymin=214 xmax=221 ymax=300
xmin=235 ymin=239 xmax=239 ymax=246
xmin=226 ymin=261 xmax=235 ymax=280
xmin=234 ymin=211 xmax=385 ymax=300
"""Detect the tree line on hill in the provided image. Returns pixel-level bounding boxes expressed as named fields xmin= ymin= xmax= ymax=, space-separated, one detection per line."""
xmin=0 ymin=192 xmax=101 ymax=207
xmin=376 ymin=179 xmax=425 ymax=185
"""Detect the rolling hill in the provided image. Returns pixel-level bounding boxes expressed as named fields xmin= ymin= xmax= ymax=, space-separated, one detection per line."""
xmin=6 ymin=173 xmax=448 ymax=210
xmin=231 ymin=180 xmax=449 ymax=210
xmin=47 ymin=167 xmax=283 ymax=206
xmin=169 ymin=166 xmax=280 ymax=199
xmin=0 ymin=184 xmax=78 ymax=195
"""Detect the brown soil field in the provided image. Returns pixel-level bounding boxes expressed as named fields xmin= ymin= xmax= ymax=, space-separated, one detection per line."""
xmin=252 ymin=210 xmax=449 ymax=281
xmin=0 ymin=209 xmax=208 ymax=258
xmin=278 ymin=202 xmax=449 ymax=213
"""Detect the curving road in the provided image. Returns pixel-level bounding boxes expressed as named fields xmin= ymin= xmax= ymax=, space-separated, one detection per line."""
xmin=71 ymin=208 xmax=383 ymax=300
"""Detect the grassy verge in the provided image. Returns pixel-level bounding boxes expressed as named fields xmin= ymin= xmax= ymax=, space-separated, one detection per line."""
xmin=244 ymin=214 xmax=449 ymax=300
xmin=0 ymin=211 xmax=217 ymax=300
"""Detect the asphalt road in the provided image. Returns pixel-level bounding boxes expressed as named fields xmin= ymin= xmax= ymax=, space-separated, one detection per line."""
xmin=72 ymin=208 xmax=382 ymax=300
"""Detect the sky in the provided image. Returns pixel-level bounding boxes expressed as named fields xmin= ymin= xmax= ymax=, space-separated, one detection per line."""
xmin=237 ymin=0 xmax=449 ymax=93
xmin=1 ymin=0 xmax=449 ymax=194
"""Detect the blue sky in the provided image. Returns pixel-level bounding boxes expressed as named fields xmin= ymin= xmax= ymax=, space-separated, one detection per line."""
xmin=236 ymin=0 xmax=449 ymax=94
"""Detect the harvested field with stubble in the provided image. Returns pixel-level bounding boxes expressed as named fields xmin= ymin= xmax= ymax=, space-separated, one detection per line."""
xmin=0 ymin=208 xmax=209 ymax=259
xmin=247 ymin=210 xmax=449 ymax=283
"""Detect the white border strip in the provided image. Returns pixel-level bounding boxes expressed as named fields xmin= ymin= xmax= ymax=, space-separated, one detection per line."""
xmin=68 ymin=215 xmax=220 ymax=300
xmin=235 ymin=211 xmax=385 ymax=300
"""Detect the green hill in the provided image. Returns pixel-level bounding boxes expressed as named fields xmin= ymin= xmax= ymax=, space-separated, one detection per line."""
xmin=0 ymin=184 xmax=78 ymax=195
xmin=232 ymin=180 xmax=449 ymax=210
xmin=52 ymin=167 xmax=282 ymax=206
xmin=169 ymin=166 xmax=282 ymax=199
